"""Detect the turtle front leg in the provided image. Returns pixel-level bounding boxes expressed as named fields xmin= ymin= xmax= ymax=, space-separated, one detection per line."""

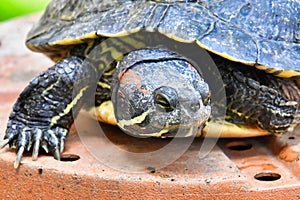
xmin=1 ymin=56 xmax=95 ymax=168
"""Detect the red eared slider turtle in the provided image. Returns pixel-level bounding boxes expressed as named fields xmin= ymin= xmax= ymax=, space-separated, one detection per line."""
xmin=1 ymin=0 xmax=300 ymax=168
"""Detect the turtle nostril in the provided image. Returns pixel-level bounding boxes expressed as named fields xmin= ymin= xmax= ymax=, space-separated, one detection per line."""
xmin=190 ymin=101 xmax=201 ymax=112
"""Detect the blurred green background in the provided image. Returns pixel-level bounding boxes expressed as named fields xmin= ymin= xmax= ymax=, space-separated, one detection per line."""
xmin=0 ymin=0 xmax=51 ymax=21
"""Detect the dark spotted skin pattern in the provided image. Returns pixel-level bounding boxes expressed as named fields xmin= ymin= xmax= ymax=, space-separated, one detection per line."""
xmin=2 ymin=56 xmax=99 ymax=167
xmin=214 ymin=55 xmax=299 ymax=132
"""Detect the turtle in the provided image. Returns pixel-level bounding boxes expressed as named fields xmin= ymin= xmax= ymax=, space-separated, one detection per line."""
xmin=1 ymin=0 xmax=300 ymax=168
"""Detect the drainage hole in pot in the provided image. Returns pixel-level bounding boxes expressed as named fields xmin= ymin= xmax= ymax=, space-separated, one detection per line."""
xmin=60 ymin=154 xmax=80 ymax=162
xmin=254 ymin=172 xmax=281 ymax=181
xmin=226 ymin=141 xmax=253 ymax=151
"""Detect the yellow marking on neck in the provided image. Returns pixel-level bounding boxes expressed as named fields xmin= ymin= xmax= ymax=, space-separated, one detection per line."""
xmin=50 ymin=86 xmax=88 ymax=127
xmin=103 ymin=68 xmax=116 ymax=76
xmin=138 ymin=125 xmax=198 ymax=138
xmin=120 ymin=36 xmax=146 ymax=49
xmin=84 ymin=40 xmax=96 ymax=55
xmin=139 ymin=128 xmax=170 ymax=138
xmin=97 ymin=82 xmax=111 ymax=89
xmin=118 ymin=109 xmax=152 ymax=129
xmin=99 ymin=40 xmax=123 ymax=61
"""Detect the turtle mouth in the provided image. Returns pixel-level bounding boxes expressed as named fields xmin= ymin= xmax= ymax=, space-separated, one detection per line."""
xmin=137 ymin=122 xmax=204 ymax=138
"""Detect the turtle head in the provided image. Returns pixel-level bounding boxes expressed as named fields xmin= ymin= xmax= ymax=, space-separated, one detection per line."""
xmin=111 ymin=48 xmax=211 ymax=137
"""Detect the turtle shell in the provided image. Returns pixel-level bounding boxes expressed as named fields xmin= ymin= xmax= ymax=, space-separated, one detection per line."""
xmin=26 ymin=0 xmax=300 ymax=78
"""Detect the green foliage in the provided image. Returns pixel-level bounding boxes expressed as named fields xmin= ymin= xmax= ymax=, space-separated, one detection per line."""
xmin=0 ymin=0 xmax=50 ymax=21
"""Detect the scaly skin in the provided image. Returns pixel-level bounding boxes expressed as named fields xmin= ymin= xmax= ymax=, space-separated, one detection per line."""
xmin=1 ymin=56 xmax=98 ymax=168
xmin=214 ymin=55 xmax=299 ymax=132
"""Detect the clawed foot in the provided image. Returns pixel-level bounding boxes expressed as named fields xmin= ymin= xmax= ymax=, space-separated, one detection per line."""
xmin=0 ymin=56 xmax=88 ymax=168
xmin=1 ymin=120 xmax=68 ymax=168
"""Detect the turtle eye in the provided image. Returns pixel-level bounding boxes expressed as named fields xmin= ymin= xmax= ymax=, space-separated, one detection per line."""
xmin=154 ymin=86 xmax=178 ymax=112
xmin=155 ymin=93 xmax=173 ymax=111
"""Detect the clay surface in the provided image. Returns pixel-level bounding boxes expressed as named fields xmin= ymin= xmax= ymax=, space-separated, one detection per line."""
xmin=0 ymin=14 xmax=299 ymax=200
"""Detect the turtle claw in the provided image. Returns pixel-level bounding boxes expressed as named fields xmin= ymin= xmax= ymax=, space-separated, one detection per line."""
xmin=14 ymin=146 xmax=25 ymax=168
xmin=32 ymin=140 xmax=41 ymax=161
xmin=32 ymin=129 xmax=42 ymax=160
xmin=53 ymin=148 xmax=61 ymax=160
xmin=2 ymin=121 xmax=69 ymax=167
xmin=0 ymin=139 xmax=10 ymax=149
xmin=42 ymin=141 xmax=49 ymax=154
xmin=43 ymin=127 xmax=68 ymax=161
xmin=60 ymin=139 xmax=65 ymax=154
